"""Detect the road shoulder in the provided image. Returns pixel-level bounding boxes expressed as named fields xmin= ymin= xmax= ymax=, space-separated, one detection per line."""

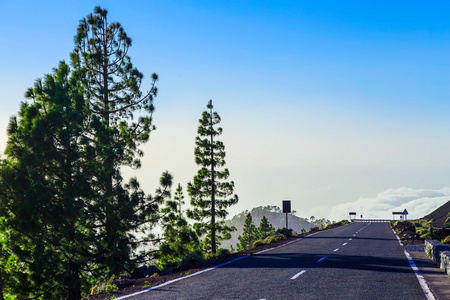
xmin=406 ymin=245 xmax=450 ymax=300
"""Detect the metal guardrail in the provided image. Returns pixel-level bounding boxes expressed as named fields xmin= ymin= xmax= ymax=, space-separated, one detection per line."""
xmin=351 ymin=219 xmax=391 ymax=223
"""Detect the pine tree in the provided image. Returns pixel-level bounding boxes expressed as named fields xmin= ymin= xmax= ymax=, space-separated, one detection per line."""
xmin=70 ymin=6 xmax=160 ymax=276
xmin=158 ymin=176 xmax=200 ymax=270
xmin=0 ymin=6 xmax=162 ymax=298
xmin=174 ymin=183 xmax=185 ymax=214
xmin=0 ymin=62 xmax=94 ymax=299
xmin=237 ymin=213 xmax=257 ymax=251
xmin=258 ymin=215 xmax=275 ymax=240
xmin=187 ymin=100 xmax=238 ymax=253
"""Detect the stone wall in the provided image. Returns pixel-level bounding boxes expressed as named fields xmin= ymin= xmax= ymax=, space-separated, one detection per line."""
xmin=425 ymin=240 xmax=450 ymax=275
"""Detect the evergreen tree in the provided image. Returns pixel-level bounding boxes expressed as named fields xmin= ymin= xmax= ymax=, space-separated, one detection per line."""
xmin=158 ymin=175 xmax=200 ymax=270
xmin=70 ymin=6 xmax=160 ymax=276
xmin=0 ymin=62 xmax=94 ymax=299
xmin=174 ymin=183 xmax=185 ymax=214
xmin=0 ymin=6 xmax=162 ymax=298
xmin=258 ymin=215 xmax=275 ymax=240
xmin=187 ymin=100 xmax=238 ymax=253
xmin=237 ymin=213 xmax=257 ymax=251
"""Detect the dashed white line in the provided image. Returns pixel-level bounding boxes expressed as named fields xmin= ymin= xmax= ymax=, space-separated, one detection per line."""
xmin=318 ymin=256 xmax=327 ymax=262
xmin=333 ymin=248 xmax=339 ymax=252
xmin=349 ymin=238 xmax=353 ymax=241
xmin=290 ymin=270 xmax=307 ymax=280
xmin=342 ymin=243 xmax=347 ymax=246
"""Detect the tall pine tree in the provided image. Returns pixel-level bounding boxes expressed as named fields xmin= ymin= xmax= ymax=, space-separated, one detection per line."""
xmin=70 ymin=6 xmax=160 ymax=276
xmin=187 ymin=100 xmax=238 ymax=253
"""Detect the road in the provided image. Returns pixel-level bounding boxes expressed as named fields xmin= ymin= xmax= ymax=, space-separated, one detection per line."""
xmin=123 ymin=222 xmax=428 ymax=299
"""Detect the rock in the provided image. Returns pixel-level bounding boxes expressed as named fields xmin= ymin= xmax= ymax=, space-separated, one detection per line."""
xmin=144 ymin=265 xmax=161 ymax=277
xmin=131 ymin=265 xmax=147 ymax=279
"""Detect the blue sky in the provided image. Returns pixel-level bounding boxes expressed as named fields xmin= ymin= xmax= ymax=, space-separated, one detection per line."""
xmin=1 ymin=1 xmax=449 ymax=220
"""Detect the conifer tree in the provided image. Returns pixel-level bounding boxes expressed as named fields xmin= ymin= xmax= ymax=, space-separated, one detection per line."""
xmin=258 ymin=215 xmax=275 ymax=240
xmin=0 ymin=6 xmax=162 ymax=298
xmin=237 ymin=213 xmax=257 ymax=251
xmin=158 ymin=176 xmax=200 ymax=270
xmin=0 ymin=62 xmax=94 ymax=299
xmin=187 ymin=100 xmax=238 ymax=253
xmin=70 ymin=6 xmax=160 ymax=276
xmin=174 ymin=183 xmax=185 ymax=214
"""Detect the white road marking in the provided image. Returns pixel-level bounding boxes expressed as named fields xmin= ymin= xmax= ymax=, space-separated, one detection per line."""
xmin=318 ymin=256 xmax=327 ymax=262
xmin=290 ymin=270 xmax=307 ymax=279
xmin=333 ymin=248 xmax=339 ymax=252
xmin=342 ymin=243 xmax=347 ymax=246
xmin=391 ymin=225 xmax=435 ymax=300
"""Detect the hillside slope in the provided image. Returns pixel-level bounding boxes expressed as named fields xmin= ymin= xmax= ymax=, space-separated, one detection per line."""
xmin=423 ymin=200 xmax=450 ymax=227
xmin=221 ymin=205 xmax=316 ymax=249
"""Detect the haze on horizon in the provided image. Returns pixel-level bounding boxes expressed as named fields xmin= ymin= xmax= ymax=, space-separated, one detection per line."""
xmin=1 ymin=1 xmax=449 ymax=221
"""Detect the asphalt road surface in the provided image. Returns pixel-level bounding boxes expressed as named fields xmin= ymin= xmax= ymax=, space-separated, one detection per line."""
xmin=123 ymin=222 xmax=427 ymax=300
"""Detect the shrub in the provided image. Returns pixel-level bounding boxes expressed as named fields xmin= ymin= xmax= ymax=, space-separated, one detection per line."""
xmin=105 ymin=284 xmax=118 ymax=293
xmin=264 ymin=235 xmax=282 ymax=244
xmin=442 ymin=236 xmax=450 ymax=244
xmin=276 ymin=228 xmax=294 ymax=237
xmin=204 ymin=252 xmax=218 ymax=260
xmin=252 ymin=240 xmax=265 ymax=248
xmin=217 ymin=248 xmax=230 ymax=256
xmin=309 ymin=226 xmax=319 ymax=233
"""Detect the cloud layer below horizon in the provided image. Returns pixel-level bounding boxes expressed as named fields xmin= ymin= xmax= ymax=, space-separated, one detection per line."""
xmin=307 ymin=187 xmax=450 ymax=221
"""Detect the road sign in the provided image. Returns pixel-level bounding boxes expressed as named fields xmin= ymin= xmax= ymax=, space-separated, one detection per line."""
xmin=403 ymin=209 xmax=408 ymax=215
xmin=282 ymin=200 xmax=291 ymax=213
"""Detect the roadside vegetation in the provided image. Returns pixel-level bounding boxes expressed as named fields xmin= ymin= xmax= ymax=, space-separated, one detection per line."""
xmin=0 ymin=6 xmax=347 ymax=300
xmin=391 ymin=217 xmax=450 ymax=245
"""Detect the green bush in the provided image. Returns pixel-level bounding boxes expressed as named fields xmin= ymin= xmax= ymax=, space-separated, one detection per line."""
xmin=252 ymin=240 xmax=265 ymax=248
xmin=105 ymin=284 xmax=118 ymax=293
xmin=264 ymin=235 xmax=281 ymax=244
xmin=442 ymin=236 xmax=450 ymax=244
xmin=309 ymin=226 xmax=319 ymax=233
xmin=276 ymin=228 xmax=294 ymax=237
xmin=217 ymin=248 xmax=230 ymax=256
xmin=204 ymin=252 xmax=218 ymax=260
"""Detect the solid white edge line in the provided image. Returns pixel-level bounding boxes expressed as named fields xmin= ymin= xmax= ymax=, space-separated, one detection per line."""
xmin=116 ymin=223 xmax=354 ymax=299
xmin=290 ymin=270 xmax=307 ymax=280
xmin=390 ymin=225 xmax=435 ymax=300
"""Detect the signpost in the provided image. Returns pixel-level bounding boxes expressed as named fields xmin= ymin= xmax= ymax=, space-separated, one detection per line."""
xmin=282 ymin=200 xmax=291 ymax=229
xmin=392 ymin=209 xmax=409 ymax=220
xmin=349 ymin=212 xmax=356 ymax=221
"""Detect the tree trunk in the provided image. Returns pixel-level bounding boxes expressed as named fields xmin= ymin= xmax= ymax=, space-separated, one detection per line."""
xmin=0 ymin=269 xmax=5 ymax=300
xmin=67 ymin=261 xmax=81 ymax=300
xmin=210 ymin=107 xmax=216 ymax=254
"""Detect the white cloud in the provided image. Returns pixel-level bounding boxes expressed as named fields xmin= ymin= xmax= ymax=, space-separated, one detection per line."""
xmin=307 ymin=187 xmax=450 ymax=221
